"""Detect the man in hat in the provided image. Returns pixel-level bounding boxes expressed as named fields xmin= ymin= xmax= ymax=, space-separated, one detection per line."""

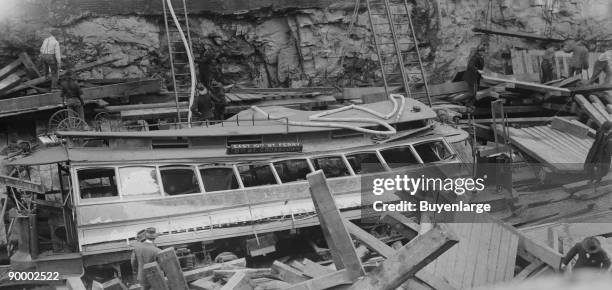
xmin=210 ymin=81 xmax=227 ymax=121
xmin=191 ymin=82 xmax=214 ymax=121
xmin=562 ymin=236 xmax=611 ymax=270
xmin=540 ymin=46 xmax=556 ymax=83
xmin=40 ymin=29 xmax=62 ymax=89
xmin=131 ymin=227 xmax=161 ymax=289
xmin=59 ymin=70 xmax=85 ymax=120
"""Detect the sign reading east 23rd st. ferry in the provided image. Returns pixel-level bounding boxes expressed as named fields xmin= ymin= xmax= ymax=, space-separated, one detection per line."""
xmin=227 ymin=143 xmax=303 ymax=154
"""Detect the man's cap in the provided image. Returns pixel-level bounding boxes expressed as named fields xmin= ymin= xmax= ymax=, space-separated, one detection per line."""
xmin=582 ymin=237 xmax=602 ymax=254
xmin=141 ymin=227 xmax=160 ymax=240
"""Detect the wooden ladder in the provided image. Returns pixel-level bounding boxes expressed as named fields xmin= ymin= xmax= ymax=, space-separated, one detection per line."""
xmin=162 ymin=0 xmax=194 ymax=122
xmin=365 ymin=0 xmax=432 ymax=106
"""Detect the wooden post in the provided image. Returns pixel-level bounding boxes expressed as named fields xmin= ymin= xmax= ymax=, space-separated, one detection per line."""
xmin=348 ymin=224 xmax=459 ymax=290
xmin=156 ymin=247 xmax=188 ymax=290
xmin=143 ymin=262 xmax=170 ymax=290
xmin=306 ymin=170 xmax=365 ymax=280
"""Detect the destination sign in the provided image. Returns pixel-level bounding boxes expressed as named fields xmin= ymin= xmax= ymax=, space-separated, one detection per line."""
xmin=227 ymin=142 xmax=303 ymax=154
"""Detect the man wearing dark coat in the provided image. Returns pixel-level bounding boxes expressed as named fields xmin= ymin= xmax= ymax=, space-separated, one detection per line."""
xmin=463 ymin=43 xmax=487 ymax=104
xmin=131 ymin=227 xmax=161 ymax=290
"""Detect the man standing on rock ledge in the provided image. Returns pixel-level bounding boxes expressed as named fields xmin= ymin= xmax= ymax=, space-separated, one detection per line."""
xmin=40 ymin=29 xmax=62 ymax=89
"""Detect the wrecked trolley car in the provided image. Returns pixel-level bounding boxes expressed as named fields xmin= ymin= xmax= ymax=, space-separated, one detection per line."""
xmin=6 ymin=99 xmax=469 ymax=272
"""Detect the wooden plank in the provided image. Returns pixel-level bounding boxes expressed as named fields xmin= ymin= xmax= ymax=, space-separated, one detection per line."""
xmin=82 ymin=79 xmax=161 ymax=101
xmin=5 ymin=56 xmax=120 ymax=94
xmin=306 ymin=170 xmax=365 ymax=280
xmin=183 ymin=258 xmax=246 ymax=282
xmin=491 ymin=216 xmax=562 ymax=270
xmin=503 ymin=233 xmax=520 ymax=281
xmin=191 ymin=277 xmax=218 ymax=290
xmin=0 ymin=174 xmax=45 ymax=193
xmin=0 ymin=58 xmax=22 ymax=80
xmin=0 ymin=73 xmax=23 ymax=94
xmin=472 ymin=27 xmax=564 ymax=42
xmin=219 ymin=271 xmax=252 ymax=290
xmin=485 ymin=223 xmax=503 ymax=284
xmin=66 ymin=277 xmax=86 ymax=290
xmin=481 ymin=73 xmax=571 ymax=96
xmin=575 ymin=94 xmax=606 ymax=126
xmin=19 ymin=53 xmax=41 ymax=78
xmin=551 ymin=75 xmax=582 ymax=88
xmin=270 ymin=261 xmax=308 ymax=284
xmin=588 ymin=95 xmax=612 ymax=122
xmin=345 ymin=221 xmax=395 ymax=257
xmin=144 ymin=262 xmax=170 ymax=290
xmin=283 ymin=269 xmax=352 ymax=290
xmin=348 ymin=224 xmax=459 ymax=290
xmin=461 ymin=222 xmax=482 ymax=288
xmin=572 ymin=84 xmax=612 ymax=94
xmin=300 ymin=258 xmax=334 ymax=278
xmin=550 ymin=117 xmax=589 ymax=138
xmin=213 ymin=268 xmax=272 ymax=280
xmin=472 ymin=223 xmax=493 ymax=287
xmin=156 ymin=247 xmax=188 ymax=290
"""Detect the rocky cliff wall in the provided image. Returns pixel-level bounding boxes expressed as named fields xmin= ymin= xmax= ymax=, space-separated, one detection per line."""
xmin=0 ymin=0 xmax=611 ymax=89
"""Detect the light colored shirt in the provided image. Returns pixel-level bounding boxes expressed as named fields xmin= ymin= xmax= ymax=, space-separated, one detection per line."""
xmin=40 ymin=36 xmax=61 ymax=64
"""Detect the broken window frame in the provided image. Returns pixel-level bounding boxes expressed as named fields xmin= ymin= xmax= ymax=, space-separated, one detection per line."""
xmin=116 ymin=165 xmax=163 ymax=200
xmin=198 ymin=165 xmax=240 ymax=192
xmin=310 ymin=155 xmax=354 ymax=179
xmin=75 ymin=167 xmax=120 ymax=203
xmin=271 ymin=158 xmax=314 ymax=184
xmin=377 ymin=144 xmax=422 ymax=168
xmin=411 ymin=138 xmax=455 ymax=163
xmin=236 ymin=163 xmax=280 ymax=188
xmin=159 ymin=165 xmax=204 ymax=196
xmin=345 ymin=151 xmax=388 ymax=174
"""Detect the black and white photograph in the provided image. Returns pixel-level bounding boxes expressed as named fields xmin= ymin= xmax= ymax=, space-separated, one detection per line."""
xmin=1 ymin=0 xmax=612 ymax=289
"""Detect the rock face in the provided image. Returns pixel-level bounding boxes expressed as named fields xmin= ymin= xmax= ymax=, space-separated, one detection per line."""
xmin=0 ymin=0 xmax=611 ymax=88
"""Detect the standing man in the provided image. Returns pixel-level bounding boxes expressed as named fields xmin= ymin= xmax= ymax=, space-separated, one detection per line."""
xmin=540 ymin=46 xmax=555 ymax=83
xmin=589 ymin=50 xmax=612 ymax=85
xmin=40 ymin=29 xmax=62 ymax=89
xmin=59 ymin=71 xmax=85 ymax=120
xmin=191 ymin=83 xmax=214 ymax=121
xmin=210 ymin=81 xmax=227 ymax=121
xmin=563 ymin=39 xmax=589 ymax=78
xmin=463 ymin=43 xmax=487 ymax=106
xmin=131 ymin=227 xmax=161 ymax=290
xmin=562 ymin=236 xmax=611 ymax=271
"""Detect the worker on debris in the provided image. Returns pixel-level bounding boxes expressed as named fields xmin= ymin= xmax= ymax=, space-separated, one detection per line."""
xmin=463 ymin=43 xmax=487 ymax=106
xmin=191 ymin=82 xmax=214 ymax=121
xmin=59 ymin=70 xmax=85 ymax=120
xmin=210 ymin=81 xmax=227 ymax=121
xmin=563 ymin=39 xmax=589 ymax=78
xmin=584 ymin=121 xmax=612 ymax=186
xmin=199 ymin=57 xmax=221 ymax=91
xmin=131 ymin=227 xmax=161 ymax=289
xmin=540 ymin=46 xmax=555 ymax=83
xmin=40 ymin=29 xmax=62 ymax=89
xmin=562 ymin=237 xmax=611 ymax=271
xmin=588 ymin=50 xmax=612 ymax=85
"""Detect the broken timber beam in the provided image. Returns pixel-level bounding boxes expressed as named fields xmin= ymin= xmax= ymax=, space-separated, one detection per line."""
xmin=156 ymin=247 xmax=188 ymax=290
xmin=183 ymin=258 xmax=246 ymax=282
xmin=588 ymin=95 xmax=612 ymax=122
xmin=19 ymin=53 xmax=41 ymax=78
xmin=550 ymin=117 xmax=593 ymax=138
xmin=271 ymin=261 xmax=309 ymax=284
xmin=0 ymin=174 xmax=45 ymax=193
xmin=575 ymin=94 xmax=606 ymax=126
xmin=348 ymin=224 xmax=459 ymax=290
xmin=572 ymin=83 xmax=612 ymax=94
xmin=4 ymin=56 xmax=120 ymax=95
xmin=472 ymin=26 xmax=564 ymax=42
xmin=480 ymin=73 xmax=571 ymax=96
xmin=306 ymin=170 xmax=365 ymax=280
xmin=0 ymin=58 xmax=23 ymax=80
